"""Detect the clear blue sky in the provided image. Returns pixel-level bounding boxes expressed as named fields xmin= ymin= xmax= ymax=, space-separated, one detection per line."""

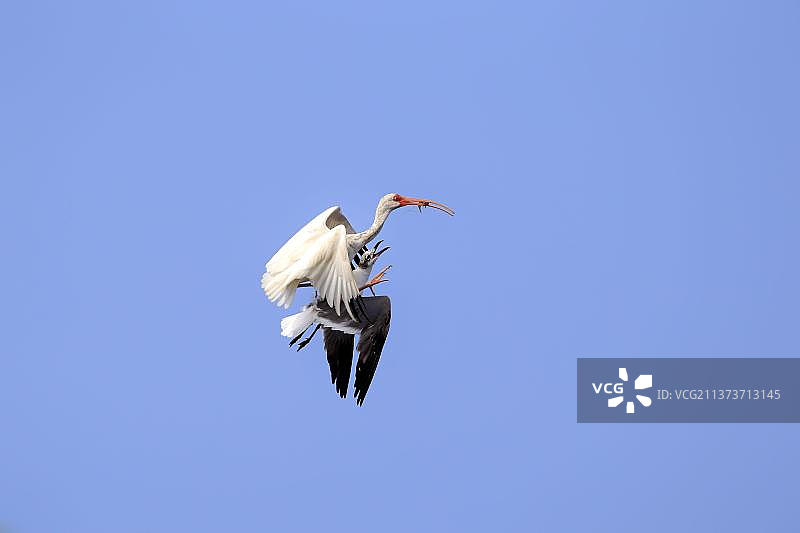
xmin=3 ymin=1 xmax=799 ymax=531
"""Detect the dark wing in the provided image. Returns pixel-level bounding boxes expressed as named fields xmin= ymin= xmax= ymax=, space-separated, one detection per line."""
xmin=316 ymin=293 xmax=372 ymax=329
xmin=354 ymin=296 xmax=391 ymax=406
xmin=323 ymin=328 xmax=354 ymax=398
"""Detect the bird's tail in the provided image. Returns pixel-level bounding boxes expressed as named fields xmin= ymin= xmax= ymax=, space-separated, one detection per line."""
xmin=280 ymin=305 xmax=317 ymax=339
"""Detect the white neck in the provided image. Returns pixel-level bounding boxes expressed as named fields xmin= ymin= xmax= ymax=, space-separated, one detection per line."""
xmin=346 ymin=204 xmax=393 ymax=256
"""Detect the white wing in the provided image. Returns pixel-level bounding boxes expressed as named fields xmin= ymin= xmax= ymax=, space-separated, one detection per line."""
xmin=261 ymin=206 xmax=360 ymax=319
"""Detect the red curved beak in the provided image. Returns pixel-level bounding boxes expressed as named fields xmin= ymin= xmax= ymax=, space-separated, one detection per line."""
xmin=395 ymin=195 xmax=455 ymax=216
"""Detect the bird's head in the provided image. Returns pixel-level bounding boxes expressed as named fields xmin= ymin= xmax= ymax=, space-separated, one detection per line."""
xmin=378 ymin=193 xmax=455 ymax=216
xmin=357 ymin=240 xmax=390 ymax=269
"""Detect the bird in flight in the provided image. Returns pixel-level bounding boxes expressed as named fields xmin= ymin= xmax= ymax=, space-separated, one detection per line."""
xmin=262 ymin=193 xmax=454 ymax=404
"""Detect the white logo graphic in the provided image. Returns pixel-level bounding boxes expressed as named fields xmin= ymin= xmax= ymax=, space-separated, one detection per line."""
xmin=607 ymin=368 xmax=652 ymax=414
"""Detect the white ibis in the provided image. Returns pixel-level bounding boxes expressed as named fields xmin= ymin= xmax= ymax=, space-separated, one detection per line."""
xmin=261 ymin=193 xmax=453 ymax=320
xmin=280 ymin=243 xmax=393 ymax=405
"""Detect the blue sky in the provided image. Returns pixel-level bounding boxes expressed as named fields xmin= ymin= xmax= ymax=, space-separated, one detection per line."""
xmin=3 ymin=1 xmax=800 ymax=531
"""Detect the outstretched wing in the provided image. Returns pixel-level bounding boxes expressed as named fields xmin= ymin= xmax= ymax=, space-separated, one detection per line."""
xmin=262 ymin=206 xmax=360 ymax=317
xmin=323 ymin=328 xmax=355 ymax=398
xmin=301 ymin=226 xmax=360 ymax=318
xmin=324 ymin=207 xmax=356 ymax=234
xmin=354 ymin=296 xmax=391 ymax=406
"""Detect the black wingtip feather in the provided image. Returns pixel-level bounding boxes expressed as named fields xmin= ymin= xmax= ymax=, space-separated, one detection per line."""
xmin=323 ymin=328 xmax=355 ymax=400
xmin=354 ymin=298 xmax=391 ymax=406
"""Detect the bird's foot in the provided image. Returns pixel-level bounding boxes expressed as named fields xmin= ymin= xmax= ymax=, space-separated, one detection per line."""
xmin=295 ymin=324 xmax=321 ymax=351
xmin=296 ymin=336 xmax=313 ymax=350
xmin=359 ymin=265 xmax=392 ymax=295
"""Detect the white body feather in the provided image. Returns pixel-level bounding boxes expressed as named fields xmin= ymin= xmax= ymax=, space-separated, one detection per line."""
xmin=279 ymin=261 xmax=375 ymax=338
xmin=261 ymin=206 xmax=361 ymax=319
xmin=280 ymin=305 xmax=317 ymax=338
